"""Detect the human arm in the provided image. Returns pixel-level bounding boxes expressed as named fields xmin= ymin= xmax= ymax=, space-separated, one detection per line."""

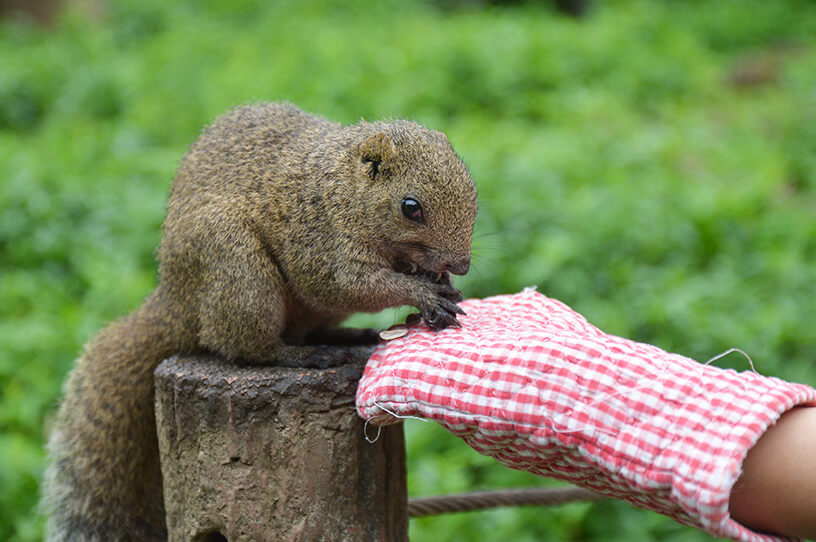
xmin=730 ymin=405 xmax=816 ymax=540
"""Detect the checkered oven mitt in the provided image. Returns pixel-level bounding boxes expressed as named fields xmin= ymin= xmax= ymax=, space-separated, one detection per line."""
xmin=356 ymin=288 xmax=816 ymax=541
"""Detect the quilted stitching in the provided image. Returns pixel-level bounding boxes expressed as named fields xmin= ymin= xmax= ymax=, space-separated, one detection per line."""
xmin=356 ymin=289 xmax=816 ymax=542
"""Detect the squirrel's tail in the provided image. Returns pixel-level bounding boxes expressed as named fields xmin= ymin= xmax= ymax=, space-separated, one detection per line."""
xmin=42 ymin=290 xmax=189 ymax=542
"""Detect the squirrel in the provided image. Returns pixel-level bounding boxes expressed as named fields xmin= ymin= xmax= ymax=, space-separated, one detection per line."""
xmin=41 ymin=102 xmax=478 ymax=541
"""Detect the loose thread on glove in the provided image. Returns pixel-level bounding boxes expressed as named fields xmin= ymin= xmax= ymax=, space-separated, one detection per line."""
xmin=373 ymin=400 xmax=430 ymax=423
xmin=704 ymin=347 xmax=758 ymax=373
xmin=363 ymin=418 xmax=382 ymax=443
xmin=363 ymin=400 xmax=431 ymax=443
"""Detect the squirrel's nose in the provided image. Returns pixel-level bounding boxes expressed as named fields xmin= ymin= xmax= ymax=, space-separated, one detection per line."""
xmin=445 ymin=257 xmax=470 ymax=276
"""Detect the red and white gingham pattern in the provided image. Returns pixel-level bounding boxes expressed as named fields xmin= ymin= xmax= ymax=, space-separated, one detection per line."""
xmin=356 ymin=288 xmax=816 ymax=541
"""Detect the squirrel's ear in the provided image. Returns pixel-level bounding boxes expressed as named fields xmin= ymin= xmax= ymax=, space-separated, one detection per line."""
xmin=360 ymin=132 xmax=393 ymax=178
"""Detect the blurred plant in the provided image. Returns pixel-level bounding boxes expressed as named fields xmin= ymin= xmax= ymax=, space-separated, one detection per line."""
xmin=1 ymin=1 xmax=815 ymax=540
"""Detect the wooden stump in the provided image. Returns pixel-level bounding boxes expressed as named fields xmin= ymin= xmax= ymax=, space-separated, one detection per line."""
xmin=154 ymin=354 xmax=407 ymax=542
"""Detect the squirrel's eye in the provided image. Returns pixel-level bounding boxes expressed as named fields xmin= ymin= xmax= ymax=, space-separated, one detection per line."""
xmin=401 ymin=197 xmax=424 ymax=224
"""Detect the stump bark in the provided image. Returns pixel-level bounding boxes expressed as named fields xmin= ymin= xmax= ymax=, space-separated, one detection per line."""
xmin=154 ymin=354 xmax=407 ymax=542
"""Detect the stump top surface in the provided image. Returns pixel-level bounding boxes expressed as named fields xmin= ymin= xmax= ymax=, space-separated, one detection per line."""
xmin=155 ymin=352 xmax=370 ymax=402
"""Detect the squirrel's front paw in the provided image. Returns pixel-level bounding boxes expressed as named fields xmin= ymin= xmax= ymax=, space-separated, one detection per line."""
xmin=416 ymin=271 xmax=463 ymax=303
xmin=419 ymin=292 xmax=466 ymax=331
xmin=435 ymin=271 xmax=464 ymax=303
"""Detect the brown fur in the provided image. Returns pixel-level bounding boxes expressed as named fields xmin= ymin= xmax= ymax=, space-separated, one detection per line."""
xmin=42 ymin=103 xmax=477 ymax=540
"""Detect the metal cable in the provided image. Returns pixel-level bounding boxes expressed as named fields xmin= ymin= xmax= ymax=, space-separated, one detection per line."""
xmin=408 ymin=486 xmax=605 ymax=518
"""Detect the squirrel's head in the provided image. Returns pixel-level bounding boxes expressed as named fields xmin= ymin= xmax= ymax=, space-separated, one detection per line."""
xmin=342 ymin=121 xmax=478 ymax=278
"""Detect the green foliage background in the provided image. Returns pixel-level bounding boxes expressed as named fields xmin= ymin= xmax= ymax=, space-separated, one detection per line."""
xmin=2 ymin=0 xmax=816 ymax=539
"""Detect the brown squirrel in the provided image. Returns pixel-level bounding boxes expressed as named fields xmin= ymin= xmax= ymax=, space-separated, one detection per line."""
xmin=42 ymin=103 xmax=477 ymax=541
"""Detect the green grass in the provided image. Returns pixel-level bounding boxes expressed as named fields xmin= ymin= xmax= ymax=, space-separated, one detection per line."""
xmin=2 ymin=0 xmax=816 ymax=539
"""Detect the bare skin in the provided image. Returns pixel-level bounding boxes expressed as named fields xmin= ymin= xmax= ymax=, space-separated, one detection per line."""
xmin=729 ymin=406 xmax=816 ymax=540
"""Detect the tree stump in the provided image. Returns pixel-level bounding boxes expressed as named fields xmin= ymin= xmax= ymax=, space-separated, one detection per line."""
xmin=154 ymin=354 xmax=407 ymax=542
